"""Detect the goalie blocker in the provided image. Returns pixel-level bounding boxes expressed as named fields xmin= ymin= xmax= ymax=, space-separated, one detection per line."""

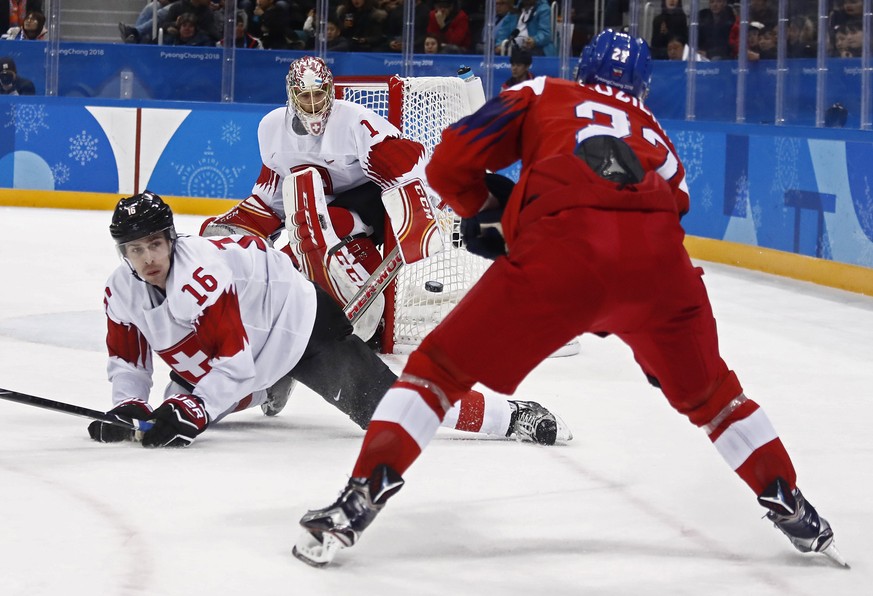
xmin=283 ymin=167 xmax=444 ymax=340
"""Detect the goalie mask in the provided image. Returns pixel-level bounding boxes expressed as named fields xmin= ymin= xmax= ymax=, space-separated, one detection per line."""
xmin=285 ymin=56 xmax=334 ymax=137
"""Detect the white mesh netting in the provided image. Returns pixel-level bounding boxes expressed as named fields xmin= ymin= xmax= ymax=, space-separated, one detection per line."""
xmin=339 ymin=76 xmax=491 ymax=353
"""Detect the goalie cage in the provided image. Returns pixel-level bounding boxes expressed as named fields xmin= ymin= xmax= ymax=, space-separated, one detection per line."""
xmin=335 ymin=74 xmax=580 ymax=359
xmin=335 ymin=74 xmax=490 ymax=355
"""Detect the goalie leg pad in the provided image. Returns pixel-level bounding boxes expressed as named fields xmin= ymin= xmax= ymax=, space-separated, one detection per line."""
xmin=200 ymin=194 xmax=283 ymax=240
xmin=284 ymin=168 xmax=385 ymax=339
xmin=382 ymin=179 xmax=445 ymax=264
xmin=327 ymin=236 xmax=385 ymax=340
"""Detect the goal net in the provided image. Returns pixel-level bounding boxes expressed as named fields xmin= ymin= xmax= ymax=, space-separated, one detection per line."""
xmin=336 ymin=75 xmax=492 ymax=354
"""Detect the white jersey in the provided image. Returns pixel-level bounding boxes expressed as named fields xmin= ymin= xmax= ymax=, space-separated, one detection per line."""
xmin=104 ymin=235 xmax=317 ymax=422
xmin=250 ymin=99 xmax=430 ymax=219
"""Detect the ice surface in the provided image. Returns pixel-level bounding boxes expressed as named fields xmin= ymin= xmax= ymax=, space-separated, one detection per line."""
xmin=1 ymin=207 xmax=870 ymax=596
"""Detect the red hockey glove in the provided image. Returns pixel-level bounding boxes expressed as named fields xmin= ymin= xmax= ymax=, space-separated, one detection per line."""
xmin=141 ymin=394 xmax=208 ymax=448
xmin=88 ymin=399 xmax=153 ymax=443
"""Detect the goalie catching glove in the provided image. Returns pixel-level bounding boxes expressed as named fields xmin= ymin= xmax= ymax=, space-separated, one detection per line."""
xmin=88 ymin=399 xmax=153 ymax=443
xmin=141 ymin=394 xmax=209 ymax=448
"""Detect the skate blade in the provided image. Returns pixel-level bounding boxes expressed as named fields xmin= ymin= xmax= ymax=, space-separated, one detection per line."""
xmin=821 ymin=542 xmax=850 ymax=568
xmin=554 ymin=413 xmax=573 ymax=443
xmin=292 ymin=530 xmax=344 ymax=568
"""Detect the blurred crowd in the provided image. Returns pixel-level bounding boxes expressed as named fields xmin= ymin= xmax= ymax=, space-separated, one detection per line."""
xmin=644 ymin=0 xmax=867 ymax=62
xmin=1 ymin=1 xmax=868 ymax=61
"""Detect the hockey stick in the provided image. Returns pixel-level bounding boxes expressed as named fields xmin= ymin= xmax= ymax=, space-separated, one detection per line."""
xmin=0 ymin=388 xmax=148 ymax=430
xmin=342 ymin=246 xmax=404 ymax=325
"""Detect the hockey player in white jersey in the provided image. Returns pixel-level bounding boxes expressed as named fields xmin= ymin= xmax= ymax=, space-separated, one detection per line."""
xmin=89 ymin=191 xmax=571 ymax=448
xmin=200 ymin=55 xmax=442 ymax=343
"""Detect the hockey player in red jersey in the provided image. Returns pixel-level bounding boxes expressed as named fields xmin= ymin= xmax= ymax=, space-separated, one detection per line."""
xmin=200 ymin=56 xmax=444 ymax=343
xmin=293 ymin=29 xmax=845 ymax=568
xmin=90 ymin=191 xmax=571 ymax=448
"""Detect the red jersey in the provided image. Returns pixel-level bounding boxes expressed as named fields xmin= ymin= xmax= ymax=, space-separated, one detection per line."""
xmin=427 ymin=77 xmax=689 ymax=243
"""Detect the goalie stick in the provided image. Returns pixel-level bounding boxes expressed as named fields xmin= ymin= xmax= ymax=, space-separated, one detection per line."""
xmin=342 ymin=246 xmax=404 ymax=325
xmin=0 ymin=388 xmax=150 ymax=431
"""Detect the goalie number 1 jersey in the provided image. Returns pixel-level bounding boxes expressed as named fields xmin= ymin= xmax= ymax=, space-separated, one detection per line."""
xmin=250 ymin=99 xmax=430 ymax=220
xmin=104 ymin=235 xmax=317 ymax=421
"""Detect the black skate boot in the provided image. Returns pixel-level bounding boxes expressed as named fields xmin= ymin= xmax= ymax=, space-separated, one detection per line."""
xmin=758 ymin=477 xmax=848 ymax=567
xmin=261 ymin=375 xmax=297 ymax=417
xmin=293 ymin=465 xmax=404 ymax=567
xmin=506 ymin=400 xmax=573 ymax=446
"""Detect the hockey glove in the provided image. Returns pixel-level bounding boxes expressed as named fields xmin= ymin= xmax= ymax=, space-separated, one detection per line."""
xmin=141 ymin=394 xmax=208 ymax=448
xmin=88 ymin=399 xmax=153 ymax=443
xmin=460 ymin=208 xmax=507 ymax=260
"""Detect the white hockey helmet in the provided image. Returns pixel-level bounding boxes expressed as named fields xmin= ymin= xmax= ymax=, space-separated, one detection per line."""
xmin=285 ymin=56 xmax=334 ymax=136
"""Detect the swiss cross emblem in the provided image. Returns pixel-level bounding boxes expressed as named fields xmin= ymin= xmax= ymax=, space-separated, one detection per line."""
xmin=158 ymin=333 xmax=213 ymax=384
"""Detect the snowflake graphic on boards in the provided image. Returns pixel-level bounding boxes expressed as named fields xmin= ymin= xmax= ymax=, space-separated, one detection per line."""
xmin=172 ymin=142 xmax=245 ymax=198
xmin=673 ymin=131 xmax=704 ymax=185
xmin=221 ymin=120 xmax=242 ymax=145
xmin=771 ymin=137 xmax=800 ymax=195
xmin=700 ymin=184 xmax=713 ymax=212
xmin=734 ymin=173 xmax=750 ymax=218
xmin=69 ymin=130 xmax=99 ymax=166
xmin=4 ymin=104 xmax=49 ymax=141
xmin=51 ymin=162 xmax=71 ymax=186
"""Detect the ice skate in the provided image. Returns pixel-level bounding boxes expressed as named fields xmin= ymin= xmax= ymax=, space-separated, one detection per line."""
xmin=293 ymin=465 xmax=404 ymax=568
xmin=261 ymin=376 xmax=297 ymax=416
xmin=506 ymin=400 xmax=573 ymax=446
xmin=758 ymin=477 xmax=848 ymax=567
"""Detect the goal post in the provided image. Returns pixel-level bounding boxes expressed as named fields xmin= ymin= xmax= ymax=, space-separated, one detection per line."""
xmin=335 ymin=74 xmax=491 ymax=354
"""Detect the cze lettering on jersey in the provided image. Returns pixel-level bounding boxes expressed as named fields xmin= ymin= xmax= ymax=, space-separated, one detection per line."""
xmin=592 ymin=84 xmax=653 ymax=117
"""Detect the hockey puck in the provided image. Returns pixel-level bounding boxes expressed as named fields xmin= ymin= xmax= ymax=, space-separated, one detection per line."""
xmin=424 ymin=281 xmax=444 ymax=293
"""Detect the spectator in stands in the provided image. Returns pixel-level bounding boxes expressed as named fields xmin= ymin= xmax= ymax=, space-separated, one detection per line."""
xmin=830 ymin=0 xmax=863 ymax=57
xmin=325 ymin=15 xmax=352 ymax=51
xmin=757 ymin=24 xmax=777 ymax=60
xmin=165 ymin=11 xmax=214 ymax=46
xmin=2 ymin=9 xmax=45 ymax=39
xmin=749 ymin=0 xmax=777 ymax=29
xmin=422 ymin=33 xmax=442 ymax=54
xmin=120 ymin=0 xmax=175 ymax=44
xmin=787 ymin=14 xmax=816 ymax=58
xmin=729 ymin=19 xmax=764 ymax=61
xmin=256 ymin=0 xmax=305 ymax=49
xmin=462 ymin=1 xmax=486 ymax=49
xmin=427 ymin=0 xmax=471 ymax=54
xmin=337 ymin=0 xmax=387 ymax=52
xmin=830 ymin=0 xmax=863 ymax=29
xmin=698 ymin=0 xmax=735 ymax=60
xmin=603 ymin=0 xmax=628 ymax=28
xmin=0 ymin=55 xmax=35 ymax=95
xmin=475 ymin=0 xmax=513 ymax=53
xmin=665 ymin=34 xmax=708 ymax=61
xmin=650 ymin=0 xmax=687 ymax=60
xmin=501 ymin=48 xmax=534 ymax=90
xmin=382 ymin=0 xmax=429 ymax=53
xmin=217 ymin=10 xmax=264 ymax=48
xmin=833 ymin=21 xmax=863 ymax=58
xmin=495 ymin=0 xmax=555 ymax=57
xmin=1 ymin=0 xmax=41 ymax=42
xmin=161 ymin=0 xmax=220 ymax=45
